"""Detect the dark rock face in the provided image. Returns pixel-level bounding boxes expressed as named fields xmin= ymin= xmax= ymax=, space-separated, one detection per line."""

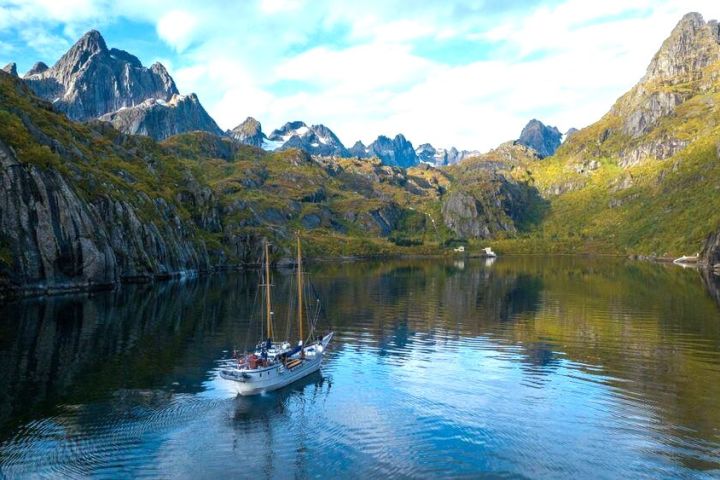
xmin=517 ymin=119 xmax=562 ymax=158
xmin=367 ymin=134 xmax=418 ymax=167
xmin=266 ymin=121 xmax=349 ymax=157
xmin=99 ymin=94 xmax=223 ymax=141
xmin=701 ymin=228 xmax=720 ymax=270
xmin=24 ymin=30 xmax=179 ymax=121
xmin=441 ymin=191 xmax=492 ymax=238
xmin=229 ymin=117 xmax=265 ymax=148
xmin=2 ymin=63 xmax=17 ymax=77
xmin=0 ymin=138 xmax=211 ymax=297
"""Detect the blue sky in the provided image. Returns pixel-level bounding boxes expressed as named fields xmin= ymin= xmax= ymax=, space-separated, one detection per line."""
xmin=1 ymin=0 xmax=719 ymax=150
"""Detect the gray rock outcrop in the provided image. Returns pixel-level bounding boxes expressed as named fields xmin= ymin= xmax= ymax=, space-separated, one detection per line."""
xmin=99 ymin=94 xmax=223 ymax=141
xmin=229 ymin=117 xmax=265 ymax=148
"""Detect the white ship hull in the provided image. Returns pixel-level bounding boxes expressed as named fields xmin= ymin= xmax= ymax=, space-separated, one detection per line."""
xmin=220 ymin=333 xmax=333 ymax=396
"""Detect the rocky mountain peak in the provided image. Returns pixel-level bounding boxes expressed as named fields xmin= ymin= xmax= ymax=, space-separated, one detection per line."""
xmin=517 ymin=119 xmax=562 ymax=158
xmin=2 ymin=63 xmax=17 ymax=77
xmin=24 ymin=61 xmax=48 ymax=77
xmin=367 ymin=134 xmax=418 ymax=167
xmin=264 ymin=121 xmax=348 ymax=157
xmin=643 ymin=12 xmax=720 ymax=84
xmin=54 ymin=30 xmax=107 ymax=75
xmin=24 ymin=30 xmax=180 ymax=121
xmin=229 ymin=117 xmax=265 ymax=148
xmin=349 ymin=140 xmax=368 ymax=158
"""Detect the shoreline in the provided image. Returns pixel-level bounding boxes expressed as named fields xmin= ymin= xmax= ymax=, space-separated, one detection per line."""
xmin=1 ymin=251 xmax=707 ymax=305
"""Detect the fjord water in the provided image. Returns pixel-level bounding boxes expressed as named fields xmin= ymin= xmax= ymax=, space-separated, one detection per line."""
xmin=1 ymin=257 xmax=720 ymax=479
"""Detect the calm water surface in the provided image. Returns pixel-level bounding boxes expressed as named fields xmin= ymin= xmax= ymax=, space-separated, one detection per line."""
xmin=1 ymin=257 xmax=720 ymax=479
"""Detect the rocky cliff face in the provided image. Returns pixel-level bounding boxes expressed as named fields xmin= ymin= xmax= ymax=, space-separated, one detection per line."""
xmin=99 ymin=94 xmax=223 ymax=141
xmin=517 ymin=119 xmax=563 ymax=158
xmin=229 ymin=117 xmax=265 ymax=148
xmin=0 ymin=73 xmax=227 ymax=300
xmin=700 ymin=228 xmax=720 ymax=271
xmin=24 ymin=30 xmax=179 ymax=121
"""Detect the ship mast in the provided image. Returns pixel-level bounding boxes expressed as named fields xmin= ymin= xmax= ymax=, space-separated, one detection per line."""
xmin=264 ymin=240 xmax=272 ymax=340
xmin=297 ymin=233 xmax=304 ymax=344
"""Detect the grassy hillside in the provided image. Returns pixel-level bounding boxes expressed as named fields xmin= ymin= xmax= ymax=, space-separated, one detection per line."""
xmin=466 ymin=14 xmax=720 ymax=257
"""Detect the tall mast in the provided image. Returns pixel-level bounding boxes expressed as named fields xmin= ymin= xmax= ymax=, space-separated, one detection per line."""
xmin=264 ymin=240 xmax=272 ymax=340
xmin=297 ymin=233 xmax=304 ymax=343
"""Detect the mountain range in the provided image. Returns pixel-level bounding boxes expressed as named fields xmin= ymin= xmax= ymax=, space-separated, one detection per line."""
xmin=2 ymin=11 xmax=719 ymax=300
xmin=7 ymin=30 xmax=567 ymax=165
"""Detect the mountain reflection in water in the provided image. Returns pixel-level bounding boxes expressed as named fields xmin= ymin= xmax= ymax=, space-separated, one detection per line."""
xmin=1 ymin=256 xmax=720 ymax=478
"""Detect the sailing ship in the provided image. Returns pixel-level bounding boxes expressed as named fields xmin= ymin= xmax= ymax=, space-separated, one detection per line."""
xmin=220 ymin=234 xmax=334 ymax=396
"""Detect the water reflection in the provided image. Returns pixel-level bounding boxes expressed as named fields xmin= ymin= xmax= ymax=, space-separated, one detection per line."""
xmin=1 ymin=257 xmax=720 ymax=477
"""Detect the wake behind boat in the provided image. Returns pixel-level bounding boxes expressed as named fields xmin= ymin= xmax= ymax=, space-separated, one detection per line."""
xmin=220 ymin=234 xmax=333 ymax=396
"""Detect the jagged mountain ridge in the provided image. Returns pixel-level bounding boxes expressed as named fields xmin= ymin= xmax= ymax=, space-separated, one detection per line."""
xmin=227 ymin=117 xmax=483 ymax=168
xmin=9 ymin=30 xmax=486 ymax=166
xmin=415 ymin=143 xmax=482 ymax=166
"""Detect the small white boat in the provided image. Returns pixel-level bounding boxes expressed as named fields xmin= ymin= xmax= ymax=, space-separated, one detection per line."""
xmin=220 ymin=235 xmax=333 ymax=396
xmin=481 ymin=247 xmax=497 ymax=258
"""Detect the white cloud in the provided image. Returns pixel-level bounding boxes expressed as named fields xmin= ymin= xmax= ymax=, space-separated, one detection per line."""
xmin=3 ymin=0 xmax=720 ymax=151
xmin=156 ymin=10 xmax=198 ymax=52
xmin=259 ymin=0 xmax=303 ymax=14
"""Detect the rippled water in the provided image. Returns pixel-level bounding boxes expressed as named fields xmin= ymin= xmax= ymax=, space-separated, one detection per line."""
xmin=1 ymin=256 xmax=720 ymax=479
